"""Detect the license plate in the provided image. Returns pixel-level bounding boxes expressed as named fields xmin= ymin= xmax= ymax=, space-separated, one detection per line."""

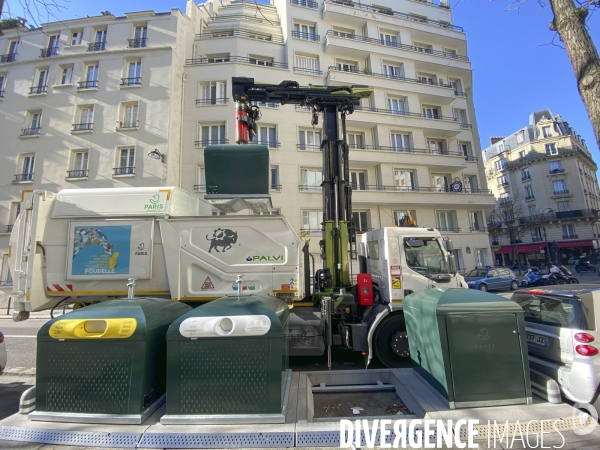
xmin=527 ymin=332 xmax=549 ymax=346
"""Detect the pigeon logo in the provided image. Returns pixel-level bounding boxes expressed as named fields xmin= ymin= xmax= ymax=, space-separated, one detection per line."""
xmin=477 ymin=328 xmax=490 ymax=341
xmin=246 ymin=257 xmax=253 ymax=262
xmin=144 ymin=194 xmax=164 ymax=211
xmin=149 ymin=194 xmax=160 ymax=204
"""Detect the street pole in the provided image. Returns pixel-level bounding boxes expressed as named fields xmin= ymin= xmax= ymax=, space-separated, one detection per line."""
xmin=541 ymin=208 xmax=553 ymax=265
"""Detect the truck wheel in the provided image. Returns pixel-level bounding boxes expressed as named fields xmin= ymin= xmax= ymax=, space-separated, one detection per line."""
xmin=374 ymin=314 xmax=409 ymax=368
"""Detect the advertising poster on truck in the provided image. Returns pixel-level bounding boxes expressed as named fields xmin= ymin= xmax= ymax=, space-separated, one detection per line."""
xmin=66 ymin=220 xmax=154 ymax=280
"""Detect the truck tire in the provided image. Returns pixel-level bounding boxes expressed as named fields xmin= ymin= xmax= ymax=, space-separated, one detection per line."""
xmin=374 ymin=314 xmax=410 ymax=368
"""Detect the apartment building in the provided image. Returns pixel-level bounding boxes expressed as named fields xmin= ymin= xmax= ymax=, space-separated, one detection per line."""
xmin=0 ymin=9 xmax=193 ymax=293
xmin=483 ymin=110 xmax=600 ymax=265
xmin=182 ymin=0 xmax=495 ymax=272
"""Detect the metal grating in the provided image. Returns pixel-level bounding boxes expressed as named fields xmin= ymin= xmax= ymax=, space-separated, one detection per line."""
xmin=0 ymin=426 xmax=140 ymax=447
xmin=44 ymin=342 xmax=134 ymax=414
xmin=296 ymin=429 xmax=436 ymax=447
xmin=179 ymin=340 xmax=272 ymax=414
xmin=138 ymin=432 xmax=294 ymax=448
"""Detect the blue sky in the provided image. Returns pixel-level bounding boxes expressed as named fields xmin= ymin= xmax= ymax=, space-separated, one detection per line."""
xmin=15 ymin=0 xmax=599 ymax=154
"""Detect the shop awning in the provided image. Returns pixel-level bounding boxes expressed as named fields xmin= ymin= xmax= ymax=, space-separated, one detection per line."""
xmin=558 ymin=240 xmax=593 ymax=249
xmin=495 ymin=244 xmax=547 ymax=255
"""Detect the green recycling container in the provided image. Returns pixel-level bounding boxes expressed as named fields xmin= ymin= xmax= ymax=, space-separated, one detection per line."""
xmin=30 ymin=297 xmax=191 ymax=424
xmin=161 ymin=294 xmax=290 ymax=424
xmin=404 ymin=288 xmax=531 ymax=409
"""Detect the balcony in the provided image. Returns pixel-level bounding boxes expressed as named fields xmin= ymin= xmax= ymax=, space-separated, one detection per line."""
xmin=563 ymin=234 xmax=578 ymax=239
xmin=0 ymin=53 xmax=17 ymax=63
xmin=291 ymin=0 xmax=318 ymax=8
xmin=469 ymin=226 xmax=487 ymax=232
xmin=291 ymin=31 xmax=320 ymax=42
xmin=436 ymin=227 xmax=461 ymax=233
xmin=300 ymin=228 xmax=323 ymax=234
xmin=78 ymin=80 xmax=98 ymax=90
xmin=521 ymin=174 xmax=531 ymax=181
xmin=298 ymin=184 xmax=491 ymax=195
xmin=20 ymin=127 xmax=40 ymax=136
xmin=118 ymin=121 xmax=138 ymax=129
xmin=196 ymin=29 xmax=285 ymax=44
xmin=13 ymin=173 xmax=33 ymax=182
xmin=121 ymin=77 xmax=141 ymax=87
xmin=271 ymin=184 xmax=282 ymax=191
xmin=196 ymin=98 xmax=228 ymax=106
xmin=297 ymin=144 xmax=322 ymax=151
xmin=507 ymin=146 xmax=597 ymax=170
xmin=128 ymin=38 xmax=147 ymax=48
xmin=293 ymin=67 xmax=323 ymax=76
xmin=253 ymin=141 xmax=280 ymax=148
xmin=525 ymin=195 xmax=535 ymax=201
xmin=66 ymin=169 xmax=89 ymax=178
xmin=299 ymin=185 xmax=322 ymax=192
xmin=553 ymin=189 xmax=570 ymax=196
xmin=72 ymin=123 xmax=93 ymax=132
xmin=464 ymin=155 xmax=478 ymax=162
xmin=323 ymin=0 xmax=464 ymax=32
xmin=549 ymin=168 xmax=565 ymax=174
xmin=113 ymin=166 xmax=135 ymax=176
xmin=195 ymin=139 xmax=230 ymax=147
xmin=40 ymin=47 xmax=58 ymax=58
xmin=185 ymin=55 xmax=288 ymax=69
xmin=88 ymin=41 xmax=106 ymax=52
xmin=324 ymin=31 xmax=468 ymax=62
xmin=29 ymin=85 xmax=47 ymax=95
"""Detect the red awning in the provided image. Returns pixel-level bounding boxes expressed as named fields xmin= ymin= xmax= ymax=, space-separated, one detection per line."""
xmin=495 ymin=244 xmax=547 ymax=255
xmin=558 ymin=240 xmax=593 ymax=249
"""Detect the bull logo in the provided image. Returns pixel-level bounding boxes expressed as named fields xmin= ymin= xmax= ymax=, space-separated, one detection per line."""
xmin=207 ymin=228 xmax=238 ymax=253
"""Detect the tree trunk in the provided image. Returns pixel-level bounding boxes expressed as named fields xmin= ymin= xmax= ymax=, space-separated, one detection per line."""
xmin=549 ymin=0 xmax=600 ymax=149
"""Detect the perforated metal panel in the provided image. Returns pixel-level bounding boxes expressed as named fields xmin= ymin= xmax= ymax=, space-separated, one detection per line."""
xmin=138 ymin=432 xmax=294 ymax=448
xmin=296 ymin=429 xmax=437 ymax=447
xmin=44 ymin=342 xmax=134 ymax=414
xmin=178 ymin=339 xmax=271 ymax=414
xmin=0 ymin=426 xmax=140 ymax=448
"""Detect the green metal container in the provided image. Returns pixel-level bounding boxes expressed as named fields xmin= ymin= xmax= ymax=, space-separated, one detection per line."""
xmin=162 ymin=294 xmax=290 ymax=424
xmin=404 ymin=288 xmax=531 ymax=409
xmin=31 ymin=297 xmax=191 ymax=424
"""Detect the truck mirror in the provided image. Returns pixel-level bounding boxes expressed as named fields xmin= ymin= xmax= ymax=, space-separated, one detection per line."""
xmin=406 ymin=239 xmax=424 ymax=248
xmin=448 ymin=254 xmax=457 ymax=275
xmin=444 ymin=239 xmax=454 ymax=252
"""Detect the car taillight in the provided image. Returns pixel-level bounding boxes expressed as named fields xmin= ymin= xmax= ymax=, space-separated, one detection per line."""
xmin=526 ymin=290 xmax=546 ymax=295
xmin=576 ymin=345 xmax=598 ymax=356
xmin=575 ymin=333 xmax=595 ymax=343
xmin=0 ymin=332 xmax=4 ymax=344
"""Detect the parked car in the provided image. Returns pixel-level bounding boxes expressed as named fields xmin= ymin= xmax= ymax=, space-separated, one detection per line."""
xmin=464 ymin=267 xmax=519 ymax=292
xmin=511 ymin=286 xmax=600 ymax=410
xmin=0 ymin=331 xmax=6 ymax=375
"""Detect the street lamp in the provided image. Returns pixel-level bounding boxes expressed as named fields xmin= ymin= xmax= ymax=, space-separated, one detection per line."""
xmin=540 ymin=208 xmax=554 ymax=264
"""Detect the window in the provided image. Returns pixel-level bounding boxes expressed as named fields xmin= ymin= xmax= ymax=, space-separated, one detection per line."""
xmin=514 ymin=294 xmax=587 ymax=330
xmin=332 ymin=27 xmax=354 ymax=38
xmin=336 ymin=60 xmax=357 ymax=73
xmin=3 ymin=40 xmax=18 ymax=62
xmin=252 ymin=125 xmax=278 ymax=148
xmin=0 ymin=74 xmax=5 ymax=97
xmin=525 ymin=185 xmax=534 ymax=199
xmin=131 ymin=25 xmax=148 ymax=48
xmin=123 ymin=60 xmax=141 ymax=86
xmin=469 ymin=211 xmax=484 ymax=231
xmin=453 ymin=109 xmax=468 ymax=126
xmin=1 ymin=254 xmax=12 ymax=286
xmin=294 ymin=54 xmax=319 ymax=74
xmin=557 ymin=201 xmax=571 ymax=212
xmin=199 ymin=81 xmax=227 ymax=105
xmin=545 ymin=143 xmax=557 ymax=155
xmin=532 ymin=228 xmax=543 ymax=241
xmin=115 ymin=148 xmax=135 ymax=175
xmin=120 ymin=102 xmax=138 ymax=129
xmin=427 ymin=139 xmax=446 ymax=154
xmin=394 ymin=169 xmax=416 ymax=191
xmin=422 ymin=106 xmax=439 ymax=119
xmin=347 ymin=132 xmax=365 ymax=149
xmin=350 ymin=170 xmax=367 ymax=190
xmin=293 ymin=23 xmax=318 ymax=41
xmin=542 ymin=126 xmax=552 ymax=138
xmin=302 ymin=210 xmax=323 ymax=233
xmin=68 ymin=150 xmax=89 ymax=178
xmin=58 ymin=64 xmax=73 ymax=84
xmin=271 ymin=167 xmax=280 ymax=191
xmin=380 ymin=32 xmax=398 ymax=46
xmin=196 ymin=166 xmax=206 ymax=191
xmin=521 ymin=167 xmax=530 ymax=180
xmin=80 ymin=63 xmax=99 ymax=89
xmin=249 ymin=55 xmax=273 ymax=66
xmin=449 ymin=78 xmax=463 ymax=95
xmin=517 ymin=130 xmax=525 ymax=144
xmin=393 ymin=210 xmax=417 ymax=226
xmin=436 ymin=210 xmax=458 ymax=231
xmin=497 ymin=141 xmax=505 ymax=153
xmin=22 ymin=110 xmax=42 ymax=136
xmin=562 ymin=224 xmax=576 ymax=238
xmin=528 ymin=205 xmax=537 ymax=216
xmin=70 ymin=30 xmax=83 ymax=46
xmin=452 ymin=249 xmax=464 ymax=272
xmin=418 ymin=73 xmax=437 ymax=85
xmin=431 ymin=173 xmax=450 ymax=192
xmin=459 ymin=142 xmax=472 ymax=159
xmin=549 ymin=161 xmax=563 ymax=173
xmin=518 ymin=150 xmax=527 ymax=159
xmin=30 ymin=68 xmax=48 ymax=94
xmin=494 ymin=158 xmax=506 ymax=171
xmin=464 ymin=175 xmax=478 ymax=193
xmin=387 ymin=97 xmax=407 ymax=115
xmin=413 ymin=42 xmax=433 ymax=53
xmin=300 ymin=168 xmax=322 ymax=191
xmin=73 ymin=105 xmax=94 ymax=132
xmin=383 ymin=63 xmax=402 ymax=79
xmin=199 ymin=123 xmax=226 ymax=146
xmin=553 ymin=180 xmax=567 ymax=194
xmin=91 ymin=29 xmax=107 ymax=51
xmin=352 ymin=211 xmax=370 ymax=232
xmin=206 ymin=53 xmax=230 ymax=63
xmin=43 ymin=35 xmax=59 ymax=57
xmin=475 ymin=248 xmax=489 ymax=267
xmin=497 ymin=175 xmax=508 ymax=187
xmin=16 ymin=154 xmax=35 ymax=182
xmin=299 ymin=129 xmax=322 ymax=150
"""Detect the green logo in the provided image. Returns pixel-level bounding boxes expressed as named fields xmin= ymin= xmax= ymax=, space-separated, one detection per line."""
xmin=144 ymin=194 xmax=164 ymax=210
xmin=247 ymin=255 xmax=284 ymax=262
xmin=149 ymin=194 xmax=160 ymax=204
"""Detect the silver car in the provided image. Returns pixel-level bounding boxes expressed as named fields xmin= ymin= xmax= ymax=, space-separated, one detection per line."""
xmin=512 ymin=286 xmax=600 ymax=410
xmin=0 ymin=331 xmax=6 ymax=374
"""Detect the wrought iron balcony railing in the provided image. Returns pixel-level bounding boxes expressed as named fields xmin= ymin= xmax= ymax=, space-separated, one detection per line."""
xmin=196 ymin=29 xmax=285 ymax=44
xmin=298 ymin=184 xmax=491 ymax=194
xmin=195 ymin=139 xmax=230 ymax=147
xmin=21 ymin=127 xmax=40 ymax=136
xmin=185 ymin=55 xmax=288 ymax=69
xmin=40 ymin=47 xmax=58 ymax=58
xmin=291 ymin=0 xmax=318 ymax=8
xmin=553 ymin=190 xmax=570 ymax=195
xmin=66 ymin=169 xmax=89 ymax=178
xmin=88 ymin=41 xmax=106 ymax=52
xmin=72 ymin=123 xmax=93 ymax=132
xmin=113 ymin=166 xmax=135 ymax=176
xmin=121 ymin=77 xmax=141 ymax=86
xmin=293 ymin=67 xmax=323 ymax=76
xmin=196 ymin=98 xmax=229 ymax=105
xmin=292 ymin=31 xmax=320 ymax=41
xmin=29 ymin=85 xmax=47 ymax=94
xmin=14 ymin=173 xmax=33 ymax=182
xmin=194 ymin=184 xmax=206 ymax=192
xmin=563 ymin=234 xmax=578 ymax=239
xmin=549 ymin=168 xmax=565 ymax=174
xmin=469 ymin=226 xmax=487 ymax=232
xmin=78 ymin=80 xmax=98 ymax=89
xmin=0 ymin=53 xmax=17 ymax=63
xmin=119 ymin=121 xmax=138 ymax=129
xmin=128 ymin=38 xmax=147 ymax=48
xmin=436 ymin=227 xmax=461 ymax=232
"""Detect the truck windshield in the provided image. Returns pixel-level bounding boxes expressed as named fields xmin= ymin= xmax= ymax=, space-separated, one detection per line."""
xmin=404 ymin=237 xmax=448 ymax=277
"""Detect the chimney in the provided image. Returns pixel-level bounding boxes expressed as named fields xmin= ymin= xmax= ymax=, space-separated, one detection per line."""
xmin=490 ymin=136 xmax=504 ymax=145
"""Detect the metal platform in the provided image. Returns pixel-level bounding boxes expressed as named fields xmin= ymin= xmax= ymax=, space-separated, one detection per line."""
xmin=1 ymin=369 xmax=599 ymax=448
